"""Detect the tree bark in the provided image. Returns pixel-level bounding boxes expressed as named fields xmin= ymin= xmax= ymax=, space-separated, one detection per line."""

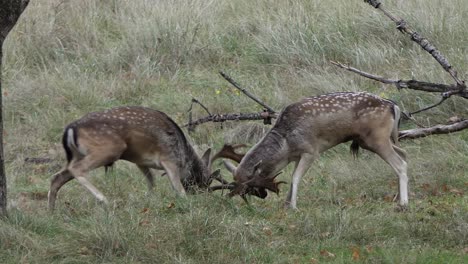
xmin=0 ymin=0 xmax=30 ymax=217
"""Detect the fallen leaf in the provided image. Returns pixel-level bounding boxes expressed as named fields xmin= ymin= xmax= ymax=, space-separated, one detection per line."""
xmin=262 ymin=227 xmax=272 ymax=236
xmin=145 ymin=243 xmax=158 ymax=250
xmin=351 ymin=246 xmax=360 ymax=261
xmin=383 ymin=194 xmax=394 ymax=202
xmin=448 ymin=116 xmax=461 ymax=123
xmin=449 ymin=188 xmax=463 ymax=196
xmin=421 ymin=183 xmax=431 ymax=191
xmin=139 ymin=219 xmax=150 ymax=226
xmin=320 ymin=250 xmax=335 ymax=258
xmin=79 ymin=246 xmax=91 ymax=255
xmin=441 ymin=184 xmax=449 ymax=192
xmin=29 ymin=192 xmax=48 ymax=200
xmin=167 ymin=202 xmax=175 ymax=209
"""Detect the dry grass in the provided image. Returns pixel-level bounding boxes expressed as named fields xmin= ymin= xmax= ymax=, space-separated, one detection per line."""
xmin=1 ymin=0 xmax=467 ymax=263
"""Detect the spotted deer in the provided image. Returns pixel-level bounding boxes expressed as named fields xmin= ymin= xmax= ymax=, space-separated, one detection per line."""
xmin=218 ymin=92 xmax=408 ymax=209
xmin=48 ymin=106 xmax=225 ymax=210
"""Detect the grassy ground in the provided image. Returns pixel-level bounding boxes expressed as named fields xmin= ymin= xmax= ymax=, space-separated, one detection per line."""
xmin=1 ymin=0 xmax=467 ymax=263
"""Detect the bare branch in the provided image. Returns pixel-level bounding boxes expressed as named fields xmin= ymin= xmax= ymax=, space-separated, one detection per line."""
xmin=399 ymin=119 xmax=468 ymax=140
xmin=408 ymin=97 xmax=447 ymax=116
xmin=219 ymin=71 xmax=277 ymax=113
xmin=364 ymin=0 xmax=466 ymax=88
xmin=330 ymin=61 xmax=467 ymax=98
xmin=184 ymin=111 xmax=277 ymax=131
xmin=190 ymin=98 xmax=211 ymax=116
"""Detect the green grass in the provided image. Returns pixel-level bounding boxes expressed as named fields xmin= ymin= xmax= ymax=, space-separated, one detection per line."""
xmin=1 ymin=0 xmax=467 ymax=263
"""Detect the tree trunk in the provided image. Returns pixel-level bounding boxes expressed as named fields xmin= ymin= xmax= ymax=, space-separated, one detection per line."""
xmin=0 ymin=0 xmax=30 ymax=217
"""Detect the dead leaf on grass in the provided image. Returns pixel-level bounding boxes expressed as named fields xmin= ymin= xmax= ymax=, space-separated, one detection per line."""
xmin=320 ymin=249 xmax=335 ymax=258
xmin=351 ymin=246 xmax=360 ymax=261
xmin=262 ymin=226 xmax=272 ymax=236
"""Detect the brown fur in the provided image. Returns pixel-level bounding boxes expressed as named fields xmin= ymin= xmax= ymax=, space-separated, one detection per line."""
xmin=231 ymin=92 xmax=408 ymax=208
xmin=48 ymin=106 xmax=218 ymax=210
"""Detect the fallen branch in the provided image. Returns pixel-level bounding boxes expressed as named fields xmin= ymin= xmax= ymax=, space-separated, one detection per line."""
xmin=185 ymin=111 xmax=277 ymax=131
xmin=185 ymin=72 xmax=279 ymax=131
xmin=399 ymin=119 xmax=468 ymax=140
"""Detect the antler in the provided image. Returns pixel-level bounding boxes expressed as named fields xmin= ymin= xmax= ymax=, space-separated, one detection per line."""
xmin=210 ymin=144 xmax=246 ymax=165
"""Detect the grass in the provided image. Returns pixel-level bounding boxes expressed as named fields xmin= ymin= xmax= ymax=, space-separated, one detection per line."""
xmin=1 ymin=0 xmax=467 ymax=263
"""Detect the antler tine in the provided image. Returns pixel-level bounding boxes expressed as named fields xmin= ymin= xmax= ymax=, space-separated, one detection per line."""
xmin=213 ymin=174 xmax=230 ymax=185
xmin=223 ymin=160 xmax=237 ymax=174
xmin=210 ymin=144 xmax=246 ymax=165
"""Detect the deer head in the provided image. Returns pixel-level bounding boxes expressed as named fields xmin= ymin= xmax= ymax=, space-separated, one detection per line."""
xmin=48 ymin=106 xmax=221 ymax=210
xmin=212 ymin=92 xmax=408 ymax=209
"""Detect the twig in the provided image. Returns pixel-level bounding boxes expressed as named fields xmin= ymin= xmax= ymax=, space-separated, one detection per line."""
xmin=191 ymin=98 xmax=211 ymax=116
xmin=219 ymin=71 xmax=277 ymax=113
xmin=409 ymin=97 xmax=447 ymax=116
xmin=364 ymin=0 xmax=466 ymax=88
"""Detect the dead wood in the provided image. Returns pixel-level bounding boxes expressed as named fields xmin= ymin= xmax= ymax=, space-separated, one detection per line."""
xmin=364 ymin=0 xmax=466 ymax=88
xmin=185 ymin=72 xmax=278 ymax=131
xmin=330 ymin=61 xmax=467 ymax=99
xmin=185 ymin=111 xmax=277 ymax=131
xmin=399 ymin=119 xmax=468 ymax=140
xmin=219 ymin=71 xmax=276 ymax=114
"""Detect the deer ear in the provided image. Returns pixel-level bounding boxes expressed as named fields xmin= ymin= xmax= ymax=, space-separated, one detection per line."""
xmin=201 ymin=148 xmax=212 ymax=166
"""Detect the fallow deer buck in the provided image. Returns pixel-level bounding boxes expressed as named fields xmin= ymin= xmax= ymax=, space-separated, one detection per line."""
xmin=48 ymin=106 xmax=230 ymax=210
xmin=217 ymin=92 xmax=408 ymax=209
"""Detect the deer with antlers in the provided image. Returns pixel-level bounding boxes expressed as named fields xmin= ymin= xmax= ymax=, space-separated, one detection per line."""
xmin=215 ymin=92 xmax=408 ymax=209
xmin=47 ymin=106 xmax=235 ymax=210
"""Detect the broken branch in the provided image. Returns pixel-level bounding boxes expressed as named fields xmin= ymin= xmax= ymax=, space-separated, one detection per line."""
xmin=184 ymin=111 xmax=277 ymax=131
xmin=364 ymin=0 xmax=466 ymax=88
xmin=330 ymin=61 xmax=467 ymax=98
xmin=219 ymin=71 xmax=277 ymax=113
xmin=399 ymin=119 xmax=468 ymax=140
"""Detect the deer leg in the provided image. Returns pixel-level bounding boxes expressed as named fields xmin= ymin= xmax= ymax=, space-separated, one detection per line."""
xmin=68 ymin=148 xmax=125 ymax=205
xmin=372 ymin=141 xmax=409 ymax=207
xmin=160 ymin=161 xmax=186 ymax=196
xmin=392 ymin=145 xmax=407 ymax=162
xmin=285 ymin=161 xmax=300 ymax=204
xmin=137 ymin=165 xmax=155 ymax=192
xmin=48 ymin=168 xmax=74 ymax=211
xmin=284 ymin=153 xmax=316 ymax=209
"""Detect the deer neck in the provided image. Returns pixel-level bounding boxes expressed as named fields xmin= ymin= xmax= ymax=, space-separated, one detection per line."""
xmin=180 ymin=144 xmax=210 ymax=189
